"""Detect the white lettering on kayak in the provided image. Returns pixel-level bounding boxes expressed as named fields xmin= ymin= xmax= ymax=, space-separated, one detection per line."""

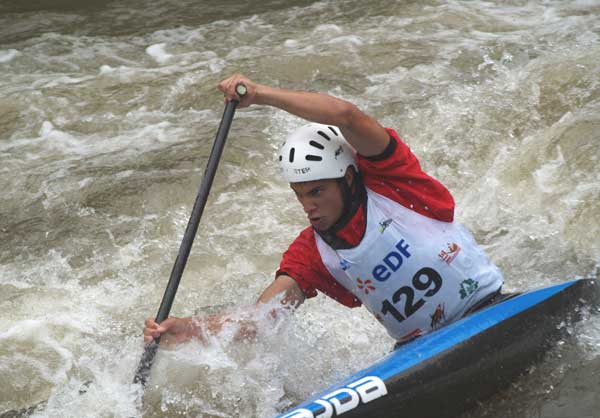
xmin=280 ymin=376 xmax=388 ymax=418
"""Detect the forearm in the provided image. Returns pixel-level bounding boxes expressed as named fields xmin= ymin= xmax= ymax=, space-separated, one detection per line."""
xmin=178 ymin=316 xmax=204 ymax=341
xmin=254 ymin=85 xmax=354 ymax=128
xmin=190 ymin=313 xmax=259 ymax=342
xmin=255 ymin=85 xmax=388 ymax=156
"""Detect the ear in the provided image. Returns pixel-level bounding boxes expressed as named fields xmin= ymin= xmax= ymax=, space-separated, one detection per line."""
xmin=344 ymin=167 xmax=355 ymax=187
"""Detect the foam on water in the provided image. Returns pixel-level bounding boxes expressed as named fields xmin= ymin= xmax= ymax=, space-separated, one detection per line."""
xmin=145 ymin=43 xmax=173 ymax=65
xmin=0 ymin=49 xmax=20 ymax=63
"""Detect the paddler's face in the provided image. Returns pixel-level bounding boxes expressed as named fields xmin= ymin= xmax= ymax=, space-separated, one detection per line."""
xmin=291 ymin=178 xmax=345 ymax=231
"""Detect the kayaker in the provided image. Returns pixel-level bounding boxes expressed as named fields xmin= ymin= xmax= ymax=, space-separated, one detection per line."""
xmin=143 ymin=74 xmax=504 ymax=346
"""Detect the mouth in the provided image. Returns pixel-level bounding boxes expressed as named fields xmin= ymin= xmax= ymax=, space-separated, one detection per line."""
xmin=309 ymin=217 xmax=322 ymax=227
xmin=310 ymin=216 xmax=330 ymax=231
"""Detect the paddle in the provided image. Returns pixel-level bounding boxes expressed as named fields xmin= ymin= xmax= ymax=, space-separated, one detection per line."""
xmin=133 ymin=83 xmax=247 ymax=386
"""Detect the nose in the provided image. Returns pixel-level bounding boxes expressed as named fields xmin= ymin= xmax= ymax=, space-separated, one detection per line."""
xmin=299 ymin=197 xmax=317 ymax=214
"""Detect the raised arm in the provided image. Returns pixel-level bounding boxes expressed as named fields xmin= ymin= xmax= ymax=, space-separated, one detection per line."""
xmin=218 ymin=74 xmax=390 ymax=157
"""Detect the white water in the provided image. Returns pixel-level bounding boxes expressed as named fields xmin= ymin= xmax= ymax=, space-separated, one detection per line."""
xmin=1 ymin=0 xmax=600 ymax=417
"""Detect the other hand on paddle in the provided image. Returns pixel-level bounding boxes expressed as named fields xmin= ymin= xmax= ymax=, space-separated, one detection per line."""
xmin=143 ymin=316 xmax=197 ymax=347
xmin=143 ymin=313 xmax=262 ymax=347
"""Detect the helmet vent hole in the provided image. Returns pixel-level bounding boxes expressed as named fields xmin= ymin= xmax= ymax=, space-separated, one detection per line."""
xmin=309 ymin=140 xmax=324 ymax=150
xmin=328 ymin=127 xmax=339 ymax=136
xmin=278 ymin=155 xmax=282 ymax=161
xmin=317 ymin=131 xmax=331 ymax=141
xmin=289 ymin=147 xmax=295 ymax=163
xmin=306 ymin=155 xmax=322 ymax=161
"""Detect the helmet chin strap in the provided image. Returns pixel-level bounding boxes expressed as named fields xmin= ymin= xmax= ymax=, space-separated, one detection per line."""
xmin=337 ymin=171 xmax=355 ymax=213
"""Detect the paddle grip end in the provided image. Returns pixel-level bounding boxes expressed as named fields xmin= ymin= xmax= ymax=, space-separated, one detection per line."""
xmin=235 ymin=83 xmax=247 ymax=98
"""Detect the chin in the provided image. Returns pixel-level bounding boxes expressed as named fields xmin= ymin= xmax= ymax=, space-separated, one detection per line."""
xmin=313 ymin=221 xmax=332 ymax=231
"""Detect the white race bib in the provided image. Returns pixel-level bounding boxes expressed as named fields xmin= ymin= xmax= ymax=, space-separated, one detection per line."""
xmin=315 ymin=189 xmax=503 ymax=341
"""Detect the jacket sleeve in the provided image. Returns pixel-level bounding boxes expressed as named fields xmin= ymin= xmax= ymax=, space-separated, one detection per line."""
xmin=276 ymin=227 xmax=362 ymax=308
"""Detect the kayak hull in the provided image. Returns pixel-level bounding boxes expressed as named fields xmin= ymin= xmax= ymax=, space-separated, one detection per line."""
xmin=277 ymin=279 xmax=600 ymax=418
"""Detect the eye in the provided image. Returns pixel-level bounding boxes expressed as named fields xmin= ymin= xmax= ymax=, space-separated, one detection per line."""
xmin=310 ymin=187 xmax=323 ymax=197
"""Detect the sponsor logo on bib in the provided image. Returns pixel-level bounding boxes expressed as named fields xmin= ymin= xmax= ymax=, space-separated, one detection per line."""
xmin=459 ymin=278 xmax=479 ymax=299
xmin=378 ymin=218 xmax=392 ymax=233
xmin=398 ymin=328 xmax=423 ymax=342
xmin=372 ymin=238 xmax=411 ymax=282
xmin=340 ymin=258 xmax=350 ymax=271
xmin=430 ymin=303 xmax=446 ymax=329
xmin=356 ymin=278 xmax=376 ymax=295
xmin=439 ymin=242 xmax=461 ymax=265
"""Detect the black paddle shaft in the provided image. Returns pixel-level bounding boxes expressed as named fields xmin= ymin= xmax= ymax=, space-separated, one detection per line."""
xmin=133 ymin=86 xmax=245 ymax=386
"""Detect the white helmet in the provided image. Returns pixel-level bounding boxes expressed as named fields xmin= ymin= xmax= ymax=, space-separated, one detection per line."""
xmin=278 ymin=123 xmax=357 ymax=183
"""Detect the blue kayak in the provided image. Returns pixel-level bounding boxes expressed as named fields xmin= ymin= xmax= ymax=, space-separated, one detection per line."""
xmin=275 ymin=279 xmax=599 ymax=418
